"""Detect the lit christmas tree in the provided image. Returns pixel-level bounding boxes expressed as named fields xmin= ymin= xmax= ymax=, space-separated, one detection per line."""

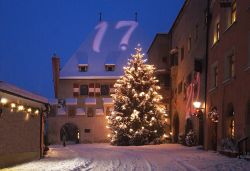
xmin=107 ymin=45 xmax=167 ymax=146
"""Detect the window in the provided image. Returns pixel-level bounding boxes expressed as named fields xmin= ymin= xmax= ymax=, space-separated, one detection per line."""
xmin=229 ymin=55 xmax=235 ymax=78
xmin=105 ymin=64 xmax=115 ymax=71
xmin=178 ymin=81 xmax=182 ymax=94
xmin=164 ymin=74 xmax=171 ymax=87
xmin=78 ymin=64 xmax=88 ymax=72
xmin=231 ymin=0 xmax=237 ymax=24
xmin=181 ymin=47 xmax=184 ymax=61
xmin=73 ymin=83 xmax=79 ymax=97
xmin=214 ymin=65 xmax=218 ymax=87
xmin=225 ymin=53 xmax=235 ymax=80
xmin=87 ymin=107 xmax=95 ymax=117
xmin=88 ymin=83 xmax=95 ymax=96
xmin=80 ymin=85 xmax=88 ymax=96
xmin=230 ymin=118 xmax=235 ymax=139
xmin=194 ymin=59 xmax=202 ymax=73
xmin=188 ymin=36 xmax=191 ymax=52
xmin=101 ymin=85 xmax=110 ymax=96
xmin=110 ymin=84 xmax=115 ymax=94
xmin=162 ymin=56 xmax=168 ymax=64
xmin=213 ymin=22 xmax=220 ymax=44
xmin=68 ymin=106 xmax=76 ymax=117
xmin=211 ymin=64 xmax=218 ymax=88
xmin=95 ymin=83 xmax=101 ymax=96
xmin=171 ymin=53 xmax=178 ymax=66
xmin=84 ymin=129 xmax=91 ymax=133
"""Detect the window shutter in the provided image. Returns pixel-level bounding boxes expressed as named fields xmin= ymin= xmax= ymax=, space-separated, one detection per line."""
xmin=194 ymin=59 xmax=202 ymax=73
xmin=95 ymin=83 xmax=101 ymax=96
xmin=110 ymin=84 xmax=115 ymax=94
xmin=73 ymin=83 xmax=79 ymax=97
xmin=89 ymin=83 xmax=95 ymax=96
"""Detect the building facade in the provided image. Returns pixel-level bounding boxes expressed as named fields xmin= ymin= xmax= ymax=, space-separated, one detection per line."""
xmin=147 ymin=33 xmax=172 ymax=139
xmin=205 ymin=0 xmax=250 ymax=151
xmin=169 ymin=0 xmax=208 ymax=145
xmin=0 ymin=81 xmax=48 ymax=168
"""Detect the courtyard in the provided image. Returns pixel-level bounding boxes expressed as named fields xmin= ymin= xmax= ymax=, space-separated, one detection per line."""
xmin=3 ymin=143 xmax=250 ymax=171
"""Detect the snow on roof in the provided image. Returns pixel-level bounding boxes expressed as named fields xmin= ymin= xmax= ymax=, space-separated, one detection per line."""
xmin=85 ymin=97 xmax=96 ymax=105
xmin=76 ymin=108 xmax=86 ymax=115
xmin=0 ymin=81 xmax=48 ymax=104
xmin=49 ymin=99 xmax=58 ymax=105
xmin=65 ymin=98 xmax=77 ymax=105
xmin=96 ymin=108 xmax=104 ymax=115
xmin=57 ymin=108 xmax=66 ymax=115
xmin=60 ymin=21 xmax=150 ymax=79
xmin=102 ymin=98 xmax=113 ymax=105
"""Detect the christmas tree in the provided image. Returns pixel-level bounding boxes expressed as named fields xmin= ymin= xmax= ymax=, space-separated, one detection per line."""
xmin=107 ymin=45 xmax=167 ymax=146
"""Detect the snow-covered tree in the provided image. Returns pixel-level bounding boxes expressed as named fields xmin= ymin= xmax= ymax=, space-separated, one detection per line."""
xmin=107 ymin=45 xmax=167 ymax=146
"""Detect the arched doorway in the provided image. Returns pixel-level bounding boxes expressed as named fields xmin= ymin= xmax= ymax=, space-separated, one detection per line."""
xmin=173 ymin=113 xmax=179 ymax=143
xmin=60 ymin=123 xmax=79 ymax=144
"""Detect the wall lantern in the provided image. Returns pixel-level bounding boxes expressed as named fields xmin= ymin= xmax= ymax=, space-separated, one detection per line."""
xmin=193 ymin=101 xmax=203 ymax=117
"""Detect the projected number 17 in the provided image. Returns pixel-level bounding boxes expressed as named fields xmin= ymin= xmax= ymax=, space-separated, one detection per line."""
xmin=93 ymin=21 xmax=138 ymax=53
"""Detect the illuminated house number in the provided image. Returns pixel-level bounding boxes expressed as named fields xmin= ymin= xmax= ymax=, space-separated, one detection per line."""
xmin=93 ymin=21 xmax=138 ymax=52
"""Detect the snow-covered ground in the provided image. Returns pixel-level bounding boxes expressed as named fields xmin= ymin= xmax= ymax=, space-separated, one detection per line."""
xmin=3 ymin=143 xmax=250 ymax=171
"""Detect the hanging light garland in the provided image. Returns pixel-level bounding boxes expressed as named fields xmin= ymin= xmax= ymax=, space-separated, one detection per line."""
xmin=0 ymin=97 xmax=40 ymax=117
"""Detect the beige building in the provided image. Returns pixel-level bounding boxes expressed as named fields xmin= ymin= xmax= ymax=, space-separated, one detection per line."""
xmin=48 ymin=21 xmax=148 ymax=144
xmin=0 ymin=81 xmax=48 ymax=168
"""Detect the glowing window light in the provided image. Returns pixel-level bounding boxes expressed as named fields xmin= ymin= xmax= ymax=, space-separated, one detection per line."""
xmin=77 ymin=132 xmax=80 ymax=139
xmin=0 ymin=98 xmax=8 ymax=105
xmin=107 ymin=134 xmax=111 ymax=138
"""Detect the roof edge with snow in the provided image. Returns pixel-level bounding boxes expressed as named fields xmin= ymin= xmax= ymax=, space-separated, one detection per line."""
xmin=0 ymin=81 xmax=48 ymax=104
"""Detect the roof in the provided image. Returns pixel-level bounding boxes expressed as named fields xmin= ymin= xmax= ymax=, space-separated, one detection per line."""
xmin=85 ymin=97 xmax=96 ymax=105
xmin=169 ymin=0 xmax=190 ymax=34
xmin=65 ymin=98 xmax=77 ymax=105
xmin=0 ymin=81 xmax=48 ymax=104
xmin=102 ymin=98 xmax=113 ymax=105
xmin=60 ymin=21 xmax=149 ymax=79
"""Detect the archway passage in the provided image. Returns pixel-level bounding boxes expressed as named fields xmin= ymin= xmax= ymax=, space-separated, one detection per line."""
xmin=173 ymin=113 xmax=179 ymax=143
xmin=60 ymin=123 xmax=79 ymax=144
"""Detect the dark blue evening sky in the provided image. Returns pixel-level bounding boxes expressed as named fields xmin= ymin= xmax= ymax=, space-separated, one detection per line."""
xmin=0 ymin=0 xmax=184 ymax=98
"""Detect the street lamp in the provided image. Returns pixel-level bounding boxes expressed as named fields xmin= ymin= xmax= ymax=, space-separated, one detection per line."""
xmin=193 ymin=101 xmax=203 ymax=117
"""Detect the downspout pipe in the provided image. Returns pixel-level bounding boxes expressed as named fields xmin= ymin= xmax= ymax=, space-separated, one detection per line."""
xmin=204 ymin=0 xmax=211 ymax=149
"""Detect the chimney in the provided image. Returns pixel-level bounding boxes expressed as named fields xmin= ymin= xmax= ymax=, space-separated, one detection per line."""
xmin=52 ymin=54 xmax=60 ymax=98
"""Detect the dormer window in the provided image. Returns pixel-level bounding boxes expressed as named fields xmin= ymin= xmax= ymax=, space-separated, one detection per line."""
xmin=78 ymin=64 xmax=88 ymax=72
xmin=105 ymin=64 xmax=115 ymax=71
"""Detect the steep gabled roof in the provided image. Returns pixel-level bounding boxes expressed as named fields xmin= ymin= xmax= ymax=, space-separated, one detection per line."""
xmin=60 ymin=21 xmax=149 ymax=79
